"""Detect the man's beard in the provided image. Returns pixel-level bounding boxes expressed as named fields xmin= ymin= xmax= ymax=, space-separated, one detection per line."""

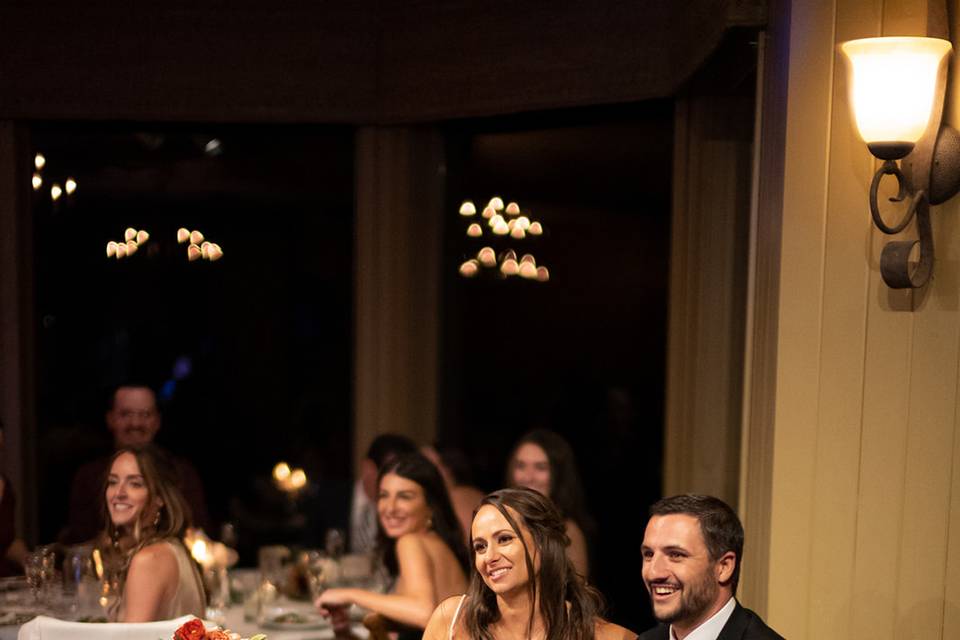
xmin=650 ymin=571 xmax=717 ymax=627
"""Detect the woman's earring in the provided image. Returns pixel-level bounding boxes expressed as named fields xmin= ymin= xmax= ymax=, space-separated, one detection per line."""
xmin=153 ymin=508 xmax=162 ymax=527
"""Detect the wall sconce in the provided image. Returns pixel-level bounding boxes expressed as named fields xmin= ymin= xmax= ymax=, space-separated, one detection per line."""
xmin=840 ymin=36 xmax=960 ymax=288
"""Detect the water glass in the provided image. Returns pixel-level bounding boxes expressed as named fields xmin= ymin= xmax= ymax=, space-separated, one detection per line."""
xmin=258 ymin=545 xmax=291 ymax=592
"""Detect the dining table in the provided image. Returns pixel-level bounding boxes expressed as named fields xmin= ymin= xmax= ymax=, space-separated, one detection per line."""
xmin=0 ymin=583 xmax=369 ymax=640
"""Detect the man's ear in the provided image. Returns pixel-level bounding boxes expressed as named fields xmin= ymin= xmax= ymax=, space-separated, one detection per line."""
xmin=715 ymin=551 xmax=737 ymax=584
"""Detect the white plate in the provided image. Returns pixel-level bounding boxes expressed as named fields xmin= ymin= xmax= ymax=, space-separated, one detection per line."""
xmin=260 ymin=609 xmax=330 ymax=631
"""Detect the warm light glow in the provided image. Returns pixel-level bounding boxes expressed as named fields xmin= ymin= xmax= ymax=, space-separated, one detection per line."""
xmin=124 ymin=228 xmax=137 ymax=242
xmin=136 ymin=230 xmax=149 ymax=244
xmin=64 ymin=178 xmax=77 ymax=195
xmin=289 ymin=469 xmax=307 ymax=490
xmin=34 ymin=153 xmax=45 ymax=170
xmin=517 ymin=216 xmax=531 ymax=231
xmin=467 ymin=223 xmax=483 ymax=237
xmin=459 ymin=259 xmax=480 ymax=277
xmin=482 ymin=206 xmax=495 ymax=219
xmin=201 ymin=242 xmax=211 ymax=260
xmin=536 ymin=266 xmax=550 ymax=282
xmin=519 ymin=262 xmax=537 ymax=279
xmin=505 ymin=202 xmax=520 ymax=215
xmin=500 ymin=258 xmax=519 ymax=276
xmin=187 ymin=244 xmax=202 ymax=261
xmin=478 ymin=247 xmax=496 ymax=267
xmin=528 ymin=222 xmax=543 ymax=235
xmin=126 ymin=240 xmax=138 ymax=255
xmin=520 ymin=253 xmax=536 ymax=265
xmin=191 ymin=538 xmax=214 ymax=569
xmin=177 ymin=228 xmax=191 ymax=244
xmin=488 ymin=197 xmax=504 ymax=211
xmin=510 ymin=225 xmax=525 ymax=239
xmin=488 ymin=214 xmax=504 ymax=229
xmin=840 ymin=37 xmax=952 ymax=148
xmin=459 ymin=201 xmax=476 ymax=216
xmin=92 ymin=548 xmax=104 ymax=581
xmin=32 ymin=173 xmax=42 ymax=190
xmin=116 ymin=243 xmax=127 ymax=259
xmin=493 ymin=219 xmax=510 ymax=235
xmin=207 ymin=243 xmax=224 ymax=261
xmin=190 ymin=230 xmax=205 ymax=245
xmin=106 ymin=241 xmax=118 ymax=258
xmin=273 ymin=462 xmax=292 ymax=481
xmin=50 ymin=183 xmax=62 ymax=201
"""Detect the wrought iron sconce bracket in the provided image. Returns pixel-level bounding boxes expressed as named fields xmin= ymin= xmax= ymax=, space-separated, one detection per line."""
xmin=870 ymin=125 xmax=960 ymax=289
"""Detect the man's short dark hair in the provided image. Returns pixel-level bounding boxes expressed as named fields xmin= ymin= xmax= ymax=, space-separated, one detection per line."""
xmin=365 ymin=433 xmax=418 ymax=469
xmin=105 ymin=381 xmax=158 ymax=411
xmin=650 ymin=494 xmax=744 ymax=591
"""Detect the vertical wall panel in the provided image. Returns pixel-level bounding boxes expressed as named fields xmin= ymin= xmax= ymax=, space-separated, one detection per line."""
xmin=665 ymin=94 xmax=753 ymax=506
xmin=883 ymin=2 xmax=958 ymax=638
xmin=353 ymin=127 xmax=443 ymax=468
xmin=804 ymin=0 xmax=875 ymax=635
xmin=944 ymin=381 xmax=960 ymax=638
xmin=766 ymin=0 xmax=836 ymax=636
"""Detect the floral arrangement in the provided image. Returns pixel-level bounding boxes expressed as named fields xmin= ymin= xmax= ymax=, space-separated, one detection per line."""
xmin=173 ymin=618 xmax=266 ymax=640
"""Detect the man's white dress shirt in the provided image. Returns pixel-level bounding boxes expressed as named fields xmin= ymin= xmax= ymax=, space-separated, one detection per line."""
xmin=669 ymin=597 xmax=736 ymax=640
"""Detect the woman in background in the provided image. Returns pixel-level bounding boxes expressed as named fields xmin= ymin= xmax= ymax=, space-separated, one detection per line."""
xmin=506 ymin=429 xmax=594 ymax=578
xmin=315 ymin=453 xmax=469 ymax=634
xmin=423 ymin=488 xmax=634 ymax=640
xmin=100 ymin=445 xmax=205 ymax=621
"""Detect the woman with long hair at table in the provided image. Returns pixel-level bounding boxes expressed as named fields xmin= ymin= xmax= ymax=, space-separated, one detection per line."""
xmin=99 ymin=445 xmax=205 ymax=621
xmin=315 ymin=452 xmax=469 ymax=634
xmin=506 ymin=429 xmax=594 ymax=578
xmin=423 ymin=487 xmax=634 ymax=640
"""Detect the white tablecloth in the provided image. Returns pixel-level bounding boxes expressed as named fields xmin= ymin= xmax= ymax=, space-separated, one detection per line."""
xmin=221 ymin=599 xmax=368 ymax=640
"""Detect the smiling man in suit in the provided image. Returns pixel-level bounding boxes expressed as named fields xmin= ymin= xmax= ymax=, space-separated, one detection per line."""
xmin=638 ymin=494 xmax=784 ymax=640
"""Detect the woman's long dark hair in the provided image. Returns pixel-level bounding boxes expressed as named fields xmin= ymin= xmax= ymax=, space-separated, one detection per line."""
xmin=506 ymin=429 xmax=595 ymax=535
xmin=375 ymin=452 xmax=470 ymax=576
xmin=462 ymin=488 xmax=602 ymax=640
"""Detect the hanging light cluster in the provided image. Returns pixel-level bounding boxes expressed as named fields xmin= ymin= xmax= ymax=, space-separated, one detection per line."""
xmin=32 ymin=152 xmax=78 ymax=203
xmin=458 ymin=197 xmax=548 ymax=281
xmin=177 ymin=228 xmax=224 ymax=262
xmin=106 ymin=227 xmax=150 ymax=259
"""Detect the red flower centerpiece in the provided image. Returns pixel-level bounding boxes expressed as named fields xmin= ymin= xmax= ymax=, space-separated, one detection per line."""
xmin=173 ymin=618 xmax=266 ymax=640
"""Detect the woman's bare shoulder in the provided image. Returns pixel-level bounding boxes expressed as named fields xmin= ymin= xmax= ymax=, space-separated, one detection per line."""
xmin=595 ymin=619 xmax=638 ymax=640
xmin=396 ymin=531 xmax=432 ymax=553
xmin=424 ymin=595 xmax=469 ymax=640
xmin=129 ymin=541 xmax=178 ymax=573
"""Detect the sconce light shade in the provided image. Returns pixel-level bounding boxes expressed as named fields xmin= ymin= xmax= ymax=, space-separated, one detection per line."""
xmin=840 ymin=37 xmax=952 ymax=159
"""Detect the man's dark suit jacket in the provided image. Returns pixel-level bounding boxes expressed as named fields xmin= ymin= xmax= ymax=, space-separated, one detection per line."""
xmin=637 ymin=601 xmax=785 ymax=640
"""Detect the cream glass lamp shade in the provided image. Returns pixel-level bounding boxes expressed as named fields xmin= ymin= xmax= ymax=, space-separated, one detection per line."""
xmin=840 ymin=36 xmax=952 ymax=159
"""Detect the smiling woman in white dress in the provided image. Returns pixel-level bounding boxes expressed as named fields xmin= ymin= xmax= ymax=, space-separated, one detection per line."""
xmin=100 ymin=445 xmax=205 ymax=622
xmin=423 ymin=488 xmax=635 ymax=640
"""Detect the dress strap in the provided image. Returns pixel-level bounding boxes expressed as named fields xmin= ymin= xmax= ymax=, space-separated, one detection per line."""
xmin=448 ymin=595 xmax=467 ymax=640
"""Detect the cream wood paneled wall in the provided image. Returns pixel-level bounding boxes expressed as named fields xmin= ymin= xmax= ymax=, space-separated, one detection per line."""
xmin=753 ymin=1 xmax=960 ymax=637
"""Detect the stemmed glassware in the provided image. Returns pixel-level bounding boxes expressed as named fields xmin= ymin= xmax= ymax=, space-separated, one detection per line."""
xmin=24 ymin=545 xmax=57 ymax=606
